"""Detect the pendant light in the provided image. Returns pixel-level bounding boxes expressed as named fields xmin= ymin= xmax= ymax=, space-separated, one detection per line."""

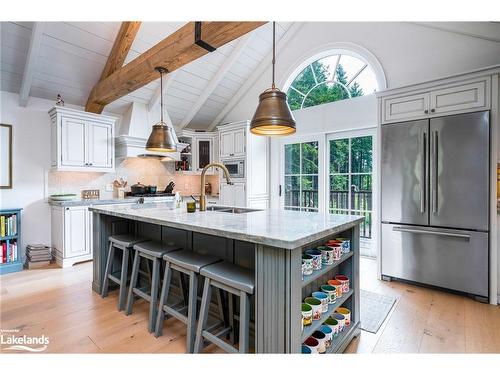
xmin=146 ymin=67 xmax=177 ymax=152
xmin=250 ymin=22 xmax=296 ymax=136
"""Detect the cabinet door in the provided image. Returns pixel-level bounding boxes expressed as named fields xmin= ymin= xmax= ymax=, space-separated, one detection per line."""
xmin=64 ymin=206 xmax=89 ymax=258
xmin=86 ymin=208 xmax=93 ymax=256
xmin=430 ymin=80 xmax=486 ymax=115
xmin=61 ymin=116 xmax=87 ymax=166
xmin=196 ymin=138 xmax=213 ymax=171
xmin=219 ymin=131 xmax=233 ymax=158
xmin=383 ymin=92 xmax=430 ymax=123
xmin=233 ymin=182 xmax=246 ymax=207
xmin=219 ymin=183 xmax=233 ymax=206
xmin=232 ymin=129 xmax=246 ymax=157
xmin=87 ymin=121 xmax=112 ymax=168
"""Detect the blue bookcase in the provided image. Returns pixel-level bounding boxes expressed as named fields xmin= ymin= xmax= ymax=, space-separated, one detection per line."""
xmin=0 ymin=209 xmax=23 ymax=275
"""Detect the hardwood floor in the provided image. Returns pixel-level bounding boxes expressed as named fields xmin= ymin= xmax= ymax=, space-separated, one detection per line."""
xmin=1 ymin=259 xmax=499 ymax=354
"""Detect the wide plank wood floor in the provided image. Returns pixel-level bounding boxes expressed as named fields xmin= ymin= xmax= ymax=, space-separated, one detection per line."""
xmin=1 ymin=258 xmax=499 ymax=354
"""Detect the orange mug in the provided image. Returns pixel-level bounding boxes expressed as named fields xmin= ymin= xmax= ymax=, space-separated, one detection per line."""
xmin=327 ymin=279 xmax=343 ymax=298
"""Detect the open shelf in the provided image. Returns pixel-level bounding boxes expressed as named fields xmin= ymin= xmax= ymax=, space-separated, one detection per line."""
xmin=0 ymin=235 xmax=18 ymax=241
xmin=302 ymin=251 xmax=353 ymax=287
xmin=326 ymin=320 xmax=359 ymax=353
xmin=301 ymin=289 xmax=353 ymax=341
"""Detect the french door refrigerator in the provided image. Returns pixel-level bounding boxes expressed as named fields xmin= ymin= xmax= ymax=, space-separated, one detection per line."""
xmin=381 ymin=111 xmax=489 ymax=300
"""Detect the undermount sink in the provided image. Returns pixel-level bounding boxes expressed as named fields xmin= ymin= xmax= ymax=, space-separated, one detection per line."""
xmin=205 ymin=206 xmax=262 ymax=214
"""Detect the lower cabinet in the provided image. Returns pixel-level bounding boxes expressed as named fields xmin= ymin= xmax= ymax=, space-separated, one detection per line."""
xmin=51 ymin=205 xmax=93 ymax=268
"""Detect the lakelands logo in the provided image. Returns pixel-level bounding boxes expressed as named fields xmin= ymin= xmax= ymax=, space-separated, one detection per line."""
xmin=0 ymin=329 xmax=49 ymax=352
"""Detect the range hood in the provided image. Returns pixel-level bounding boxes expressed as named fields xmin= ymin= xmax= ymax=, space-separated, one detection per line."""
xmin=115 ymin=102 xmax=187 ymax=160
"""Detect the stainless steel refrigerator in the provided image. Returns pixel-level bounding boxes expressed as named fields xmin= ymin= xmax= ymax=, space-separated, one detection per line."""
xmin=381 ymin=111 xmax=489 ymax=300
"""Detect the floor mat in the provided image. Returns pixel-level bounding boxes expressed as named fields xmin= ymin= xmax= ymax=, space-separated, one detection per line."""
xmin=360 ymin=289 xmax=396 ymax=333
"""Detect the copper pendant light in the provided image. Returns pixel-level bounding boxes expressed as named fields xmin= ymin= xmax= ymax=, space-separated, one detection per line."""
xmin=250 ymin=22 xmax=296 ymax=136
xmin=146 ymin=67 xmax=177 ymax=152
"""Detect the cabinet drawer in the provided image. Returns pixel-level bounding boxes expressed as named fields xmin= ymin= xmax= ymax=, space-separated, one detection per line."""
xmin=383 ymin=92 xmax=430 ymax=123
xmin=430 ymin=80 xmax=487 ymax=115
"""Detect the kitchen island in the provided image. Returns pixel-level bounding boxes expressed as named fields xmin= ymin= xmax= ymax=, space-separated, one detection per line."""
xmin=90 ymin=202 xmax=363 ymax=353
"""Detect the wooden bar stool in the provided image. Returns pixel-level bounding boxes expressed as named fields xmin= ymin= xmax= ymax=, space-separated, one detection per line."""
xmin=154 ymin=250 xmax=221 ymax=353
xmin=125 ymin=241 xmax=182 ymax=333
xmin=101 ymin=234 xmax=148 ymax=311
xmin=194 ymin=261 xmax=255 ymax=353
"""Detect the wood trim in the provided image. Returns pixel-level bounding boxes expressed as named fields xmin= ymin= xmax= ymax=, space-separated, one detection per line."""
xmin=85 ymin=22 xmax=141 ymax=113
xmin=86 ymin=22 xmax=266 ymax=114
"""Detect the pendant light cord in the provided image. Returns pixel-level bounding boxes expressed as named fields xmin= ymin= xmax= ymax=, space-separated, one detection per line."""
xmin=160 ymin=70 xmax=164 ymax=124
xmin=272 ymin=21 xmax=276 ymax=89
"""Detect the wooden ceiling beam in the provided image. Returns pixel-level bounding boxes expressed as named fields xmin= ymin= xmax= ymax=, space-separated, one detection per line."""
xmin=85 ymin=22 xmax=266 ymax=114
xmin=85 ymin=21 xmax=141 ymax=113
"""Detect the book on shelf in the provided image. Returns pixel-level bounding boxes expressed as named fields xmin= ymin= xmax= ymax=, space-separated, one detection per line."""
xmin=1 ymin=240 xmax=17 ymax=264
xmin=0 ymin=214 xmax=17 ymax=237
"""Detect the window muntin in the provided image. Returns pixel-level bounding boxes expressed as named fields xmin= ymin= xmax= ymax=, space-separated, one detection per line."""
xmin=286 ymin=53 xmax=378 ymax=110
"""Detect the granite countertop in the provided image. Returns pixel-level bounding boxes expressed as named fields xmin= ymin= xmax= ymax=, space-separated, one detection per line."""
xmin=89 ymin=203 xmax=364 ymax=249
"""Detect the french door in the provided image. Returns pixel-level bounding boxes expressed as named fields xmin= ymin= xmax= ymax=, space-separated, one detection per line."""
xmin=327 ymin=129 xmax=376 ymax=257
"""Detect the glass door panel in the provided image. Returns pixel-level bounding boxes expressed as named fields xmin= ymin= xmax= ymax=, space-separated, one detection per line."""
xmin=283 ymin=141 xmax=319 ymax=212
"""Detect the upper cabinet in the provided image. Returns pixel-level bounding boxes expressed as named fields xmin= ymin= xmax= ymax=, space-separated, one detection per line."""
xmin=380 ymin=76 xmax=490 ymax=124
xmin=219 ymin=127 xmax=246 ymax=158
xmin=49 ymin=107 xmax=116 ymax=172
xmin=176 ymin=130 xmax=217 ymax=173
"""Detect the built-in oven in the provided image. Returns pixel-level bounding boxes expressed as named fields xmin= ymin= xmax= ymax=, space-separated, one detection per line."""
xmin=222 ymin=159 xmax=245 ymax=178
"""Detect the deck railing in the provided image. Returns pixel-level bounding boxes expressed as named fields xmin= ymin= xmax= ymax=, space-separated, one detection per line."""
xmin=285 ymin=189 xmax=373 ymax=238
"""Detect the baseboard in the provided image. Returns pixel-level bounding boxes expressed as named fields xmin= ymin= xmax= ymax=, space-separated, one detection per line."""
xmin=497 ymin=294 xmax=500 ymax=305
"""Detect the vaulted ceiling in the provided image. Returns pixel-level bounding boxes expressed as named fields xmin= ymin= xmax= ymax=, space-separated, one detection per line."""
xmin=0 ymin=21 xmax=294 ymax=130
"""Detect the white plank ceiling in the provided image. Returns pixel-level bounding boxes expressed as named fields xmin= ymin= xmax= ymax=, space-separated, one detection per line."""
xmin=0 ymin=21 xmax=293 ymax=129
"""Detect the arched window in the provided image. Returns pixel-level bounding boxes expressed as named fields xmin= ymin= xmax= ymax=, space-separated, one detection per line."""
xmin=286 ymin=53 xmax=380 ymax=110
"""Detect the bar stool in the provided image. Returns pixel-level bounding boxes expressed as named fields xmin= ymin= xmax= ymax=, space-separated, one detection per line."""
xmin=125 ymin=241 xmax=182 ymax=332
xmin=101 ymin=234 xmax=148 ymax=311
xmin=194 ymin=261 xmax=255 ymax=353
xmin=154 ymin=250 xmax=221 ymax=352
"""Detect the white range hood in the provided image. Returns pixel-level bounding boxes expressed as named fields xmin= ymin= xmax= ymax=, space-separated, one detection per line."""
xmin=115 ymin=102 xmax=187 ymax=161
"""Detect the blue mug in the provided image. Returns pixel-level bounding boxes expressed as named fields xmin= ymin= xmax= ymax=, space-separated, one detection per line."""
xmin=305 ymin=249 xmax=322 ymax=271
xmin=312 ymin=291 xmax=329 ymax=313
xmin=301 ymin=344 xmax=312 ymax=354
xmin=320 ymin=325 xmax=333 ymax=348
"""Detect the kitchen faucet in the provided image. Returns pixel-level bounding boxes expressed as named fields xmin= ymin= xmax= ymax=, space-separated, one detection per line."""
xmin=200 ymin=162 xmax=233 ymax=211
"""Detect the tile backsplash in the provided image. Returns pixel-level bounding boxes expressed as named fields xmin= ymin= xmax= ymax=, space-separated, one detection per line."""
xmin=48 ymin=157 xmax=219 ymax=199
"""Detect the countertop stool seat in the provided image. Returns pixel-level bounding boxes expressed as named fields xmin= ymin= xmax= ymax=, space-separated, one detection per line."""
xmin=154 ymin=250 xmax=221 ymax=353
xmin=125 ymin=241 xmax=182 ymax=333
xmin=194 ymin=261 xmax=255 ymax=354
xmin=101 ymin=234 xmax=148 ymax=311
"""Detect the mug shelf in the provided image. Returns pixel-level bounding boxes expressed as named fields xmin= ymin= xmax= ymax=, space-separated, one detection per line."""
xmin=302 ymin=251 xmax=353 ymax=287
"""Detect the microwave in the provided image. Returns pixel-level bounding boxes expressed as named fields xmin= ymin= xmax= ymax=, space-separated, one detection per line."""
xmin=223 ymin=159 xmax=245 ymax=178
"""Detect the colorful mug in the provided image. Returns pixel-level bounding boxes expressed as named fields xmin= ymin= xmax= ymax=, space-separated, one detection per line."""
xmin=320 ymin=284 xmax=337 ymax=304
xmin=312 ymin=291 xmax=329 ymax=313
xmin=335 ymin=307 xmax=351 ymax=326
xmin=332 ymin=312 xmax=345 ymax=332
xmin=320 ymin=325 xmax=333 ymax=348
xmin=302 ymin=254 xmax=314 ymax=276
xmin=318 ymin=246 xmax=334 ymax=265
xmin=312 ymin=330 xmax=327 ymax=354
xmin=305 ymin=249 xmax=322 ymax=271
xmin=304 ymin=297 xmax=322 ymax=320
xmin=326 ymin=240 xmax=343 ymax=260
xmin=335 ymin=237 xmax=350 ymax=254
xmin=327 ymin=279 xmax=343 ymax=298
xmin=301 ymin=303 xmax=313 ymax=326
xmin=324 ymin=317 xmax=339 ymax=336
xmin=335 ymin=274 xmax=350 ymax=293
xmin=301 ymin=345 xmax=312 ymax=354
xmin=304 ymin=337 xmax=319 ymax=354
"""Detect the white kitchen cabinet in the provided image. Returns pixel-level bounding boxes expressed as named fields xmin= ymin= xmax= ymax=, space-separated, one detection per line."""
xmin=219 ymin=128 xmax=246 ymax=158
xmin=49 ymin=107 xmax=116 ymax=172
xmin=380 ymin=77 xmax=491 ymax=124
xmin=51 ymin=205 xmax=93 ymax=268
xmin=219 ymin=182 xmax=246 ymax=207
xmin=217 ymin=121 xmax=270 ymax=209
xmin=177 ymin=130 xmax=217 ymax=173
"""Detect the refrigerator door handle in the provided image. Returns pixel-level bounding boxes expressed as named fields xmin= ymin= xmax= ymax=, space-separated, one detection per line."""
xmin=392 ymin=226 xmax=470 ymax=240
xmin=431 ymin=130 xmax=439 ymax=213
xmin=420 ymin=131 xmax=426 ymax=213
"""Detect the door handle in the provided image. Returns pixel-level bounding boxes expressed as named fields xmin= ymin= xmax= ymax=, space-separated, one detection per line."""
xmin=420 ymin=131 xmax=426 ymax=213
xmin=432 ymin=130 xmax=438 ymax=213
xmin=392 ymin=226 xmax=470 ymax=240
